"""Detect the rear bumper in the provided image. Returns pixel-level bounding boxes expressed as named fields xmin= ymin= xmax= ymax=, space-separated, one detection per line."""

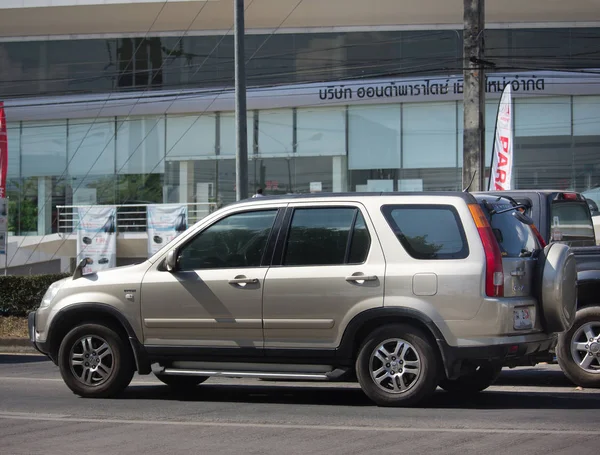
xmin=441 ymin=334 xmax=557 ymax=379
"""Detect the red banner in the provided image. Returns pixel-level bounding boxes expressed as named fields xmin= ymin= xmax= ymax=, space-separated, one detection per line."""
xmin=0 ymin=101 xmax=7 ymax=198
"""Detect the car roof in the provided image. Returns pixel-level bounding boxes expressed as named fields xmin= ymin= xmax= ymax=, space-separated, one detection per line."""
xmin=230 ymin=191 xmax=477 ymax=207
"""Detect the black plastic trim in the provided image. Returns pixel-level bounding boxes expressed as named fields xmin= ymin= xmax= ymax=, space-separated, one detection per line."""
xmin=261 ymin=208 xmax=287 ymax=267
xmin=145 ymin=345 xmax=337 ymax=365
xmin=336 ymin=307 xmax=449 ymax=363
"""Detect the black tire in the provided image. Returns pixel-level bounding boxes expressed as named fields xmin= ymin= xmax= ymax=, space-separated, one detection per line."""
xmin=556 ymin=307 xmax=600 ymax=388
xmin=155 ymin=374 xmax=208 ymax=389
xmin=438 ymin=362 xmax=503 ymax=394
xmin=58 ymin=323 xmax=135 ymax=398
xmin=355 ymin=324 xmax=441 ymax=407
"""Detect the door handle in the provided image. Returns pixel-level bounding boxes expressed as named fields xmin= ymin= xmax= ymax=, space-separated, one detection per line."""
xmin=228 ymin=277 xmax=259 ymax=285
xmin=345 ymin=275 xmax=378 ymax=282
xmin=510 ymin=270 xmax=526 ymax=277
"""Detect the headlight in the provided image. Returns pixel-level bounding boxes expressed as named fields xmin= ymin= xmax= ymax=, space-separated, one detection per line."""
xmin=39 ymin=280 xmax=65 ymax=309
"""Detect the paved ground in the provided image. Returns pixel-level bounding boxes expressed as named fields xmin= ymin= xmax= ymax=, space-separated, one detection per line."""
xmin=0 ymin=354 xmax=598 ymax=455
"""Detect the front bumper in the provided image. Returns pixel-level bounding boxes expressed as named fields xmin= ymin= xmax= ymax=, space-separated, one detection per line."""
xmin=28 ymin=311 xmax=50 ymax=357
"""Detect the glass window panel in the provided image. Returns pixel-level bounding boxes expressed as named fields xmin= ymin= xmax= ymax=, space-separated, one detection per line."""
xmin=296 ymin=107 xmax=346 ymax=157
xmin=219 ymin=112 xmax=254 ymax=158
xmin=166 ymin=114 xmax=216 ymax=160
xmin=382 ymin=205 xmax=468 ymax=259
xmin=403 ymin=102 xmax=456 ymax=169
xmin=21 ymin=120 xmax=67 ymax=177
xmin=258 ymin=109 xmax=294 ymax=156
xmin=284 ymin=208 xmax=356 ymax=266
xmin=573 ymin=96 xmax=600 ymax=136
xmin=179 ymin=210 xmax=277 ymax=270
xmin=6 ymin=122 xmax=20 ymax=178
xmin=515 ymin=96 xmax=571 ymax=137
xmin=116 ymin=116 xmax=165 ymax=174
xmin=348 ymin=105 xmax=401 ymax=170
xmin=457 ymin=101 xmax=497 ymax=167
xmin=68 ymin=119 xmax=115 ymax=176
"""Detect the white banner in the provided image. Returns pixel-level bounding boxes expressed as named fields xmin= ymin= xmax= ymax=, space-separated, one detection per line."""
xmin=0 ymin=197 xmax=7 ymax=232
xmin=77 ymin=206 xmax=117 ymax=275
xmin=490 ymin=85 xmax=514 ymax=190
xmin=147 ymin=204 xmax=188 ymax=256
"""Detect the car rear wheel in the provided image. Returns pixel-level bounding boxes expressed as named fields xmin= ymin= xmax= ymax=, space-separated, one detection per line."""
xmin=356 ymin=324 xmax=440 ymax=407
xmin=438 ymin=362 xmax=503 ymax=394
xmin=58 ymin=323 xmax=135 ymax=398
xmin=557 ymin=307 xmax=600 ymax=388
xmin=155 ymin=374 xmax=208 ymax=389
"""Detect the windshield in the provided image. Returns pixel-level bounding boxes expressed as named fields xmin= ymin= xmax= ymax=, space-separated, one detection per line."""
xmin=477 ymin=198 xmax=540 ymax=257
xmin=550 ymin=201 xmax=595 ymax=242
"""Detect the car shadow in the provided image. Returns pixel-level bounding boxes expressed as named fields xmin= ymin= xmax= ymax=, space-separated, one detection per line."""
xmin=118 ymin=381 xmax=600 ymax=410
xmin=495 ymin=366 xmax=574 ymax=387
xmin=0 ymin=354 xmax=49 ymax=365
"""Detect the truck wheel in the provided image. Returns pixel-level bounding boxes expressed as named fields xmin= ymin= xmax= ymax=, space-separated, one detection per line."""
xmin=557 ymin=307 xmax=600 ymax=388
xmin=155 ymin=374 xmax=208 ymax=389
xmin=438 ymin=362 xmax=503 ymax=394
xmin=356 ymin=324 xmax=440 ymax=407
xmin=58 ymin=323 xmax=135 ymax=398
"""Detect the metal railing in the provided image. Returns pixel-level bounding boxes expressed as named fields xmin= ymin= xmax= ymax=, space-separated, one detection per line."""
xmin=56 ymin=203 xmax=218 ymax=234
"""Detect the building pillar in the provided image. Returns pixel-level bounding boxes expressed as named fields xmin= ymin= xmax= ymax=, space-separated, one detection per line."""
xmin=179 ymin=160 xmax=194 ymax=204
xmin=37 ymin=177 xmax=52 ymax=235
xmin=333 ymin=156 xmax=347 ymax=193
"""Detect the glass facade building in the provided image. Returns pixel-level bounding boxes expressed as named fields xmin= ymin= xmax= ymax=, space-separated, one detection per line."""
xmin=2 ymin=28 xmax=600 ymax=236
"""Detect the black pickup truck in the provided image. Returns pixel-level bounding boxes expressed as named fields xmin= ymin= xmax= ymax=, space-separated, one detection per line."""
xmin=480 ymin=190 xmax=600 ymax=387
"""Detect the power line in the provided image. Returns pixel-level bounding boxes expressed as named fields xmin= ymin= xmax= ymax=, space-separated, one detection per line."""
xmin=9 ymin=0 xmax=216 ymax=268
xmin=43 ymin=0 xmax=307 ymax=272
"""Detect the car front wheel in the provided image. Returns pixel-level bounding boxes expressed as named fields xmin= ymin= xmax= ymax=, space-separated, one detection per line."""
xmin=356 ymin=324 xmax=440 ymax=407
xmin=58 ymin=323 xmax=135 ymax=398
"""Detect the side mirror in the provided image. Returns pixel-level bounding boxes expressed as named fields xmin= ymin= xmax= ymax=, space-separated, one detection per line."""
xmin=73 ymin=257 xmax=92 ymax=280
xmin=165 ymin=250 xmax=178 ymax=272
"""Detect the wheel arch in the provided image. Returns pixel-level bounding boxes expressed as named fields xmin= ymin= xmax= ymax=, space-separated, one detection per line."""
xmin=337 ymin=308 xmax=456 ymax=379
xmin=46 ymin=303 xmax=151 ymax=374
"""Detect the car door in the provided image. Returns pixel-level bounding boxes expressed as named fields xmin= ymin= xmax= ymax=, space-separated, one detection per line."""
xmin=262 ymin=202 xmax=385 ymax=351
xmin=141 ymin=207 xmax=284 ymax=350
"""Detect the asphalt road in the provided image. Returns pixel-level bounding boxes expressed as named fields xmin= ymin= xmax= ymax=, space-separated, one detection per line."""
xmin=0 ymin=354 xmax=598 ymax=455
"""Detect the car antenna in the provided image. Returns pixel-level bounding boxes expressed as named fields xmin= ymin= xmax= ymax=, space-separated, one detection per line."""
xmin=462 ymin=171 xmax=477 ymax=192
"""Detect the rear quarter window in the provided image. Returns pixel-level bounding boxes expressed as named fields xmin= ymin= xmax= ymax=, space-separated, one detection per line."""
xmin=381 ymin=205 xmax=469 ymax=259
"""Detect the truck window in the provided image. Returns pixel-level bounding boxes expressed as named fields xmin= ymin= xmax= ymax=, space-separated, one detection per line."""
xmin=551 ymin=201 xmax=595 ymax=243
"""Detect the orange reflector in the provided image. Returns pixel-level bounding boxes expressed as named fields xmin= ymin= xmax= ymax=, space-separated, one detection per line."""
xmin=468 ymin=203 xmax=490 ymax=228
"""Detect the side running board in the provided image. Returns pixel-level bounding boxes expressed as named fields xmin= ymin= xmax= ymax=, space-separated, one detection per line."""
xmin=157 ymin=367 xmax=349 ymax=381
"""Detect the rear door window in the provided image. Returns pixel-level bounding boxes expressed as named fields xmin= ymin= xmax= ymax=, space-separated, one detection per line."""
xmin=283 ymin=207 xmax=372 ymax=266
xmin=381 ymin=205 xmax=469 ymax=259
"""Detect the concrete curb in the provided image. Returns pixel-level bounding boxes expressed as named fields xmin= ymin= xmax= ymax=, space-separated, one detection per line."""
xmin=0 ymin=338 xmax=37 ymax=354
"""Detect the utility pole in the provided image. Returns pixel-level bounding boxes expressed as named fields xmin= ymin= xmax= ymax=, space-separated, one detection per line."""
xmin=234 ymin=0 xmax=249 ymax=200
xmin=463 ymin=0 xmax=485 ymax=191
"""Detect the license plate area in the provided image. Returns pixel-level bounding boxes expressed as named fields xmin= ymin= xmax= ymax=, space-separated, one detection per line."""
xmin=513 ymin=307 xmax=533 ymax=330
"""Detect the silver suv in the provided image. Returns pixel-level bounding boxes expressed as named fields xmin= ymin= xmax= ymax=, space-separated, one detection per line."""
xmin=28 ymin=193 xmax=576 ymax=406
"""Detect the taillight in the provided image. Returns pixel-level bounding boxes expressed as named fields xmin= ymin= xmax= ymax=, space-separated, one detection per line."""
xmin=468 ymin=204 xmax=504 ymax=297
xmin=530 ymin=223 xmax=547 ymax=248
xmin=559 ymin=192 xmax=578 ymax=201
